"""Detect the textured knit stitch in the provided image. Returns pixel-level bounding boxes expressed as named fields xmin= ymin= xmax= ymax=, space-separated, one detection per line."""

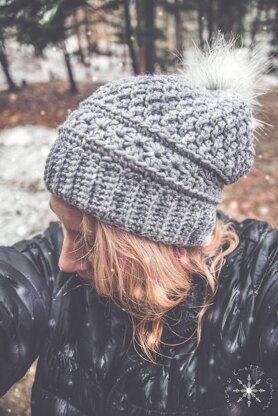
xmin=44 ymin=74 xmax=255 ymax=247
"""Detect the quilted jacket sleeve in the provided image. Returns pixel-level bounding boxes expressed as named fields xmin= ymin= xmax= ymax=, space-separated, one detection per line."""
xmin=252 ymin=225 xmax=278 ymax=406
xmin=0 ymin=222 xmax=62 ymax=397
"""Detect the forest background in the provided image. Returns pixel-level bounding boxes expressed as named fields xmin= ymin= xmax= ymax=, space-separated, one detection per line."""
xmin=0 ymin=0 xmax=277 ymax=414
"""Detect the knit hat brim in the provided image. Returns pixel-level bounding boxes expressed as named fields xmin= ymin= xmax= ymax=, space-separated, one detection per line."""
xmin=45 ymin=150 xmax=218 ymax=247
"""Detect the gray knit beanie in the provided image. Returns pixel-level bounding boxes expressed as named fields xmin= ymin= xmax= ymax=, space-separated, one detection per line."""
xmin=44 ymin=36 xmax=263 ymax=247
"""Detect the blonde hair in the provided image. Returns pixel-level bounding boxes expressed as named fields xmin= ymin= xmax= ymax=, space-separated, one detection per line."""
xmin=75 ymin=214 xmax=239 ymax=364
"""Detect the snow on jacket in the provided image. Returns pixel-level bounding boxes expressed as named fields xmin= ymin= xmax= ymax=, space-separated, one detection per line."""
xmin=0 ymin=211 xmax=277 ymax=416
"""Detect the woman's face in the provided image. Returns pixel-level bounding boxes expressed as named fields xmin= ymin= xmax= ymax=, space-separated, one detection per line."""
xmin=49 ymin=194 xmax=92 ymax=279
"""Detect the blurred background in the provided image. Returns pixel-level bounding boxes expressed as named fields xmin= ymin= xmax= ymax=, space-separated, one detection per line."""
xmin=0 ymin=0 xmax=277 ymax=414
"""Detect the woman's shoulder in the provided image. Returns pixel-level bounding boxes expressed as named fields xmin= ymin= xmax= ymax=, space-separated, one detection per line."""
xmin=0 ymin=221 xmax=63 ymax=296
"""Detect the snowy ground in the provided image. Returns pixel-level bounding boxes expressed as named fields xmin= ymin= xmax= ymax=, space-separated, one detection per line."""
xmin=0 ymin=126 xmax=57 ymax=245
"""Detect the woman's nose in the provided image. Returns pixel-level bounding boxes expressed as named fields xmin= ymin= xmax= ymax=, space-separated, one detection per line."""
xmin=58 ymin=235 xmax=88 ymax=273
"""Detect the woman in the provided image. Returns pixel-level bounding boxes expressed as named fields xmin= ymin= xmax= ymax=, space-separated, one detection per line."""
xmin=0 ymin=37 xmax=277 ymax=416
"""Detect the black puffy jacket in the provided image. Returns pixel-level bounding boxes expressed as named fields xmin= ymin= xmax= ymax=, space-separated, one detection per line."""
xmin=0 ymin=212 xmax=277 ymax=416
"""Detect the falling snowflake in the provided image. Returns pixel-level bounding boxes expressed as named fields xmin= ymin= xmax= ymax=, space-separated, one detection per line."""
xmin=232 ymin=373 xmax=265 ymax=407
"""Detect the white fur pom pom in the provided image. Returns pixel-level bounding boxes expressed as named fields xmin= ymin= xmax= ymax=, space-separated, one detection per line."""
xmin=181 ymin=32 xmax=268 ymax=112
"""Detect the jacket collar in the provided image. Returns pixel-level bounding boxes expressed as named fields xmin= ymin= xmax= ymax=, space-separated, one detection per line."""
xmin=162 ymin=275 xmax=205 ymax=343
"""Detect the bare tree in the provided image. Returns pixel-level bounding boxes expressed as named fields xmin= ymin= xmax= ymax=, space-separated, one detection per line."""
xmin=269 ymin=0 xmax=278 ymax=60
xmin=123 ymin=0 xmax=139 ymax=74
xmin=136 ymin=0 xmax=146 ymax=72
xmin=197 ymin=0 xmax=205 ymax=49
xmin=207 ymin=0 xmax=215 ymax=41
xmin=135 ymin=0 xmax=156 ymax=73
xmin=144 ymin=0 xmax=156 ymax=73
xmin=251 ymin=0 xmax=267 ymax=44
xmin=216 ymin=0 xmax=248 ymax=38
xmin=174 ymin=0 xmax=183 ymax=53
xmin=61 ymin=41 xmax=78 ymax=94
xmin=0 ymin=34 xmax=17 ymax=91
xmin=83 ymin=4 xmax=93 ymax=58
xmin=73 ymin=10 xmax=86 ymax=64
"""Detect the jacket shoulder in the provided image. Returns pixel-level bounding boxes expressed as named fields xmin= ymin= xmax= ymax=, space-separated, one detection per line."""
xmin=217 ymin=211 xmax=277 ymax=290
xmin=12 ymin=221 xmax=62 ymax=258
xmin=236 ymin=217 xmax=275 ymax=244
xmin=0 ymin=221 xmax=63 ymax=397
xmin=217 ymin=209 xmax=274 ymax=243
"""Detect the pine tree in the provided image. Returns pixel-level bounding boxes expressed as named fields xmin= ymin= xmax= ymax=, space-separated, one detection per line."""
xmin=0 ymin=0 xmax=89 ymax=93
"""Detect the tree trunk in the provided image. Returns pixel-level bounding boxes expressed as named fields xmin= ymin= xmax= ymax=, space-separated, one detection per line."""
xmin=174 ymin=0 xmax=183 ymax=53
xmin=217 ymin=0 xmax=230 ymax=34
xmin=34 ymin=45 xmax=44 ymax=58
xmin=143 ymin=0 xmax=156 ymax=73
xmin=135 ymin=0 xmax=145 ymax=72
xmin=0 ymin=45 xmax=17 ymax=91
xmin=217 ymin=0 xmax=247 ymax=38
xmin=61 ymin=42 xmax=78 ymax=94
xmin=83 ymin=4 xmax=93 ymax=57
xmin=207 ymin=0 xmax=215 ymax=42
xmin=270 ymin=6 xmax=278 ymax=59
xmin=230 ymin=0 xmax=246 ymax=39
xmin=123 ymin=0 xmax=139 ymax=74
xmin=197 ymin=0 xmax=205 ymax=50
xmin=73 ymin=10 xmax=86 ymax=65
xmin=251 ymin=0 xmax=266 ymax=44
